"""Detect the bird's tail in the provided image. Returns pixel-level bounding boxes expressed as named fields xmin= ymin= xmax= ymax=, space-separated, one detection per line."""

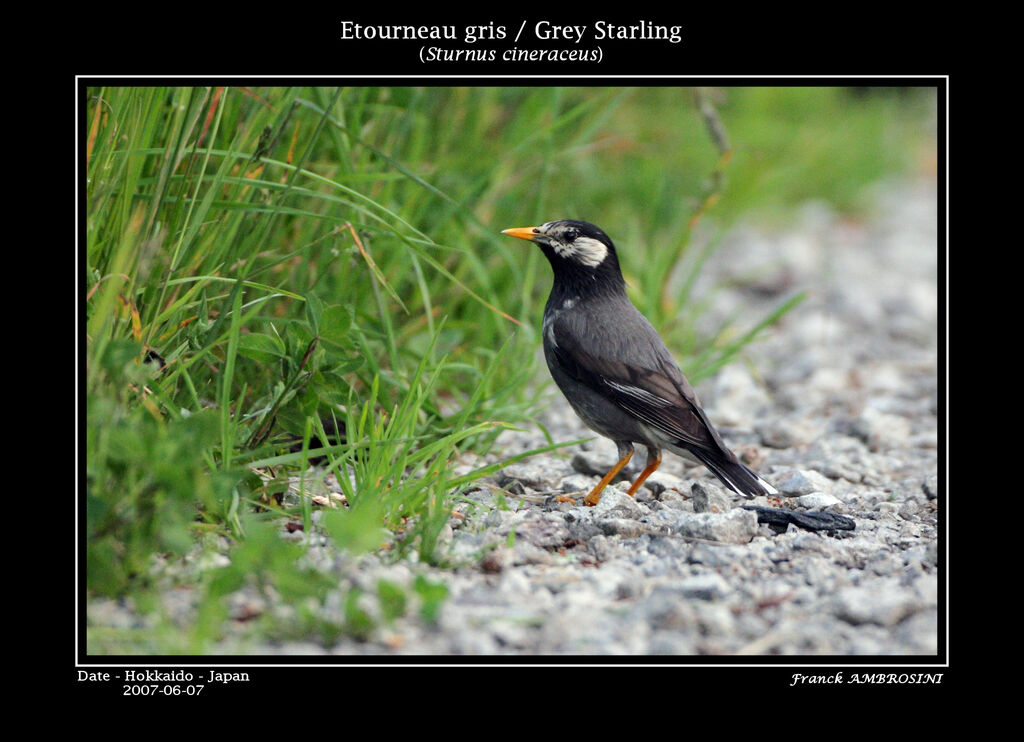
xmin=688 ymin=448 xmax=777 ymax=498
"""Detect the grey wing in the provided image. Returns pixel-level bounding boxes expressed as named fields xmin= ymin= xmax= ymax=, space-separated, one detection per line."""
xmin=549 ymin=306 xmax=728 ymax=453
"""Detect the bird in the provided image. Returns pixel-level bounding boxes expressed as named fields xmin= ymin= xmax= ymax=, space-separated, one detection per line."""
xmin=501 ymin=219 xmax=777 ymax=506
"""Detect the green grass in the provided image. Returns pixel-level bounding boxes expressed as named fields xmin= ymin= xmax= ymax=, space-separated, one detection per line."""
xmin=83 ymin=84 xmax=935 ymax=652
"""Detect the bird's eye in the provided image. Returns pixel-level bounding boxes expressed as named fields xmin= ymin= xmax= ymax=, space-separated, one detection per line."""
xmin=563 ymin=228 xmax=579 ymax=242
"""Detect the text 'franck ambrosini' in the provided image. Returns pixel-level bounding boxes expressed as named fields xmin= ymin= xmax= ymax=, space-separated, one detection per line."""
xmin=339 ymin=21 xmax=684 ymax=45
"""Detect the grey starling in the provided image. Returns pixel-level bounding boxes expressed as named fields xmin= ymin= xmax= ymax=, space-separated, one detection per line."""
xmin=502 ymin=219 xmax=777 ymax=505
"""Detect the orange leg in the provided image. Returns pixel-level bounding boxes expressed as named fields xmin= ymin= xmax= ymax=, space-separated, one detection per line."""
xmin=583 ymin=449 xmax=634 ymax=506
xmin=626 ymin=450 xmax=662 ymax=496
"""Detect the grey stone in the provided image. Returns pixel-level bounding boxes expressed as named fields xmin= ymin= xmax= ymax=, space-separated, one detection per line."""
xmin=677 ymin=573 xmax=731 ymax=601
xmin=484 ymin=508 xmax=508 ymax=528
xmin=598 ymin=518 xmax=650 ymax=538
xmin=586 ymin=534 xmax=615 ymax=562
xmin=655 ymin=489 xmax=695 ymax=511
xmin=777 ymin=469 xmax=834 ymax=496
xmin=591 ymin=487 xmax=646 ymax=520
xmin=757 ymin=416 xmax=822 ymax=448
xmin=691 ymin=481 xmax=734 ymax=513
xmin=508 ymin=541 xmax=559 ymax=567
xmin=851 ymin=407 xmax=913 ymax=452
xmin=571 ymin=443 xmax=625 ymax=479
xmin=687 ymin=543 xmax=747 ymax=568
xmin=821 ymin=456 xmax=864 ymax=483
xmin=565 ymin=515 xmax=603 ymax=544
xmin=898 ymin=500 xmax=920 ymax=518
xmin=875 ymin=501 xmax=900 ymax=515
xmin=795 ymin=493 xmax=843 ymax=509
xmin=501 ymin=512 xmax=570 ymax=550
xmin=706 ymin=363 xmax=772 ymax=429
xmin=559 ymin=473 xmax=597 ymax=495
xmin=668 ymin=508 xmax=760 ymax=545
xmin=831 ymin=578 xmax=931 ymax=626
xmin=643 ymin=588 xmax=699 ymax=631
xmin=497 ymin=461 xmax=568 ymax=491
xmin=646 ymin=535 xmax=692 ymax=561
xmin=644 ymin=469 xmax=687 ymax=496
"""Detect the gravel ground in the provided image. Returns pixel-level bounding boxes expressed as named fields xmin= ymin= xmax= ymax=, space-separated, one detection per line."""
xmin=89 ymin=178 xmax=941 ymax=658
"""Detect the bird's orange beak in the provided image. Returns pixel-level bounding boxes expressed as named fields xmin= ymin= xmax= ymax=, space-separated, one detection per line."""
xmin=501 ymin=226 xmax=539 ymax=241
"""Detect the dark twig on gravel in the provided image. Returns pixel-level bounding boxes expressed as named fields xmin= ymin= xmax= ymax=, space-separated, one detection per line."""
xmin=741 ymin=505 xmax=856 ymax=535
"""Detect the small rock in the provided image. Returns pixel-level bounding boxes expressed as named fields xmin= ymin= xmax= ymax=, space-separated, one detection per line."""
xmin=860 ymin=361 xmax=911 ymax=396
xmin=820 ymin=456 xmax=863 ymax=483
xmin=591 ymin=487 xmax=645 ymax=520
xmin=643 ymin=586 xmax=699 ymax=631
xmin=509 ymin=541 xmax=559 ymax=566
xmin=687 ymin=543 xmax=746 ymax=568
xmin=694 ymin=603 xmax=737 ymax=636
xmin=806 ymin=366 xmax=853 ymax=397
xmin=903 ymin=542 xmax=938 ymax=570
xmin=484 ymin=509 xmax=508 ymax=528
xmin=500 ymin=512 xmax=570 ymax=549
xmin=911 ymin=430 xmax=938 ymax=449
xmin=669 ymin=508 xmax=760 ymax=545
xmin=559 ymin=473 xmax=596 ymax=495
xmin=795 ymin=493 xmax=843 ymax=509
xmin=691 ymin=481 xmax=733 ymax=513
xmin=497 ymin=461 xmax=567 ymax=491
xmin=644 ymin=470 xmax=687 ymax=496
xmin=677 ymin=573 xmax=731 ymax=601
xmin=757 ymin=416 xmax=821 ymax=448
xmin=832 ymin=579 xmax=929 ymax=626
xmin=898 ymin=500 xmax=920 ymax=518
xmin=777 ymin=469 xmax=833 ymax=496
xmin=598 ymin=518 xmax=649 ymax=538
xmin=646 ymin=535 xmax=692 ymax=560
xmin=565 ymin=515 xmax=603 ymax=544
xmin=572 ymin=440 xmax=627 ymax=479
xmin=737 ymin=445 xmax=769 ymax=472
xmin=706 ymin=363 xmax=772 ymax=428
xmin=655 ymin=489 xmax=695 ymax=511
xmin=587 ymin=534 xmax=615 ymax=562
xmin=851 ymin=407 xmax=912 ymax=451
xmin=479 ymin=547 xmax=508 ymax=573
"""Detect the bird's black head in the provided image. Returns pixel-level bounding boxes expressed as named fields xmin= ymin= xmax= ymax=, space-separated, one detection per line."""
xmin=501 ymin=219 xmax=625 ymax=296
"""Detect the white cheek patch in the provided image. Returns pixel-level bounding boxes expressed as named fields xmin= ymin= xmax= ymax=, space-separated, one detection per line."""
xmin=554 ymin=236 xmax=608 ymax=267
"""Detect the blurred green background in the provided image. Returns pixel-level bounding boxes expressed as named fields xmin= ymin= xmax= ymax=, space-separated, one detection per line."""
xmin=84 ymin=85 xmax=936 ymax=651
